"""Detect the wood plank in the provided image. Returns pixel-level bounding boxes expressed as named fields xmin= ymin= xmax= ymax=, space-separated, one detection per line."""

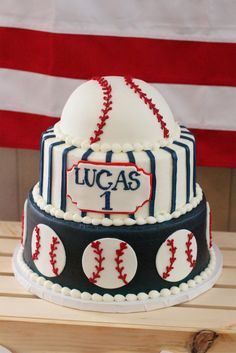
xmin=0 ymin=296 xmax=235 ymax=332
xmin=17 ymin=149 xmax=40 ymax=220
xmin=1 ymin=275 xmax=235 ymax=310
xmin=222 ymin=250 xmax=236 ymax=267
xmin=0 ymin=148 xmax=19 ymax=221
xmin=1 ymin=320 xmax=235 ymax=353
xmin=216 ymin=268 xmax=236 ymax=288
xmin=0 ymin=221 xmax=21 ymax=238
xmin=197 ymin=166 xmax=231 ymax=231
xmin=0 ymin=256 xmax=13 ymax=274
xmin=182 ymin=288 xmax=236 ymax=309
xmin=0 ymin=276 xmax=35 ymax=297
xmin=0 ymin=238 xmax=19 ymax=256
xmin=213 ymin=231 xmax=236 ymax=249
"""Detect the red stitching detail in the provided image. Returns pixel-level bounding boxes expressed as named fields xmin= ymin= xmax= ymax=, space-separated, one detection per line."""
xmin=124 ymin=76 xmax=169 ymax=138
xmin=89 ymin=77 xmax=112 ymax=144
xmin=49 ymin=236 xmax=60 ymax=276
xmin=185 ymin=232 xmax=196 ymax=268
xmin=32 ymin=225 xmax=41 ymax=260
xmin=89 ymin=241 xmax=105 ymax=284
xmin=20 ymin=211 xmax=24 ymax=245
xmin=162 ymin=239 xmax=177 ymax=279
xmin=115 ymin=242 xmax=128 ymax=285
xmin=209 ymin=211 xmax=213 ymax=248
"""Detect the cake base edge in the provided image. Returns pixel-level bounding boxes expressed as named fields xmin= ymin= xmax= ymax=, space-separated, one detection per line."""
xmin=13 ymin=244 xmax=222 ymax=313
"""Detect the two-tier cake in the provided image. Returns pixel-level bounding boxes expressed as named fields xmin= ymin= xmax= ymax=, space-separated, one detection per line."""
xmin=13 ymin=76 xmax=222 ymax=312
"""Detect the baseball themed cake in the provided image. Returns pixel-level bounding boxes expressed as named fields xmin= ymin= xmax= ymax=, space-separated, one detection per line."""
xmin=13 ymin=76 xmax=222 ymax=312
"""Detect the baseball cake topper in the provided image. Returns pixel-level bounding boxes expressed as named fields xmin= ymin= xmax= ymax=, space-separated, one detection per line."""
xmin=60 ymin=76 xmax=177 ymax=149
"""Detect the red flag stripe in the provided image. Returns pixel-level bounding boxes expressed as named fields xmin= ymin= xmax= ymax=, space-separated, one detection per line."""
xmin=1 ymin=110 xmax=235 ymax=168
xmin=1 ymin=27 xmax=236 ymax=86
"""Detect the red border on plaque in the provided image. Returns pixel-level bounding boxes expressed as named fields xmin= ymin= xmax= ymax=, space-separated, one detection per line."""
xmin=66 ymin=160 xmax=153 ymax=214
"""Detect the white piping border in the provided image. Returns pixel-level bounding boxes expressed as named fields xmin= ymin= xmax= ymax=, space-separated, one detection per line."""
xmin=54 ymin=122 xmax=182 ymax=153
xmin=32 ymin=183 xmax=203 ymax=227
xmin=15 ymin=245 xmax=216 ymax=304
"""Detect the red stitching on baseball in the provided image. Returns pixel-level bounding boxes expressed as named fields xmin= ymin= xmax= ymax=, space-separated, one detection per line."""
xmin=162 ymin=239 xmax=177 ymax=279
xmin=89 ymin=241 xmax=105 ymax=284
xmin=89 ymin=77 xmax=112 ymax=144
xmin=115 ymin=242 xmax=128 ymax=285
xmin=185 ymin=232 xmax=196 ymax=268
xmin=124 ymin=76 xmax=169 ymax=138
xmin=20 ymin=211 xmax=24 ymax=245
xmin=49 ymin=237 xmax=60 ymax=276
xmin=32 ymin=225 xmax=41 ymax=260
xmin=209 ymin=211 xmax=213 ymax=248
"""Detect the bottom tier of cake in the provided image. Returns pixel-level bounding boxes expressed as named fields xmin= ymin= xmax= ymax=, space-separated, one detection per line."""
xmin=20 ymin=191 xmax=213 ymax=292
xmin=14 ymin=191 xmax=223 ymax=311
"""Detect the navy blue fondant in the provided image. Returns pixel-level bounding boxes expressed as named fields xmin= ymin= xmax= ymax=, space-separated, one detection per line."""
xmin=180 ymin=135 xmax=197 ymax=197
xmin=105 ymin=151 xmax=113 ymax=163
xmin=47 ymin=141 xmax=65 ymax=204
xmin=145 ymin=150 xmax=156 ymax=217
xmin=39 ymin=134 xmax=56 ymax=196
xmin=60 ymin=145 xmax=77 ymax=211
xmin=173 ymin=141 xmax=190 ymax=203
xmin=81 ymin=148 xmax=93 ymax=161
xmin=105 ymin=151 xmax=113 ymax=218
xmin=126 ymin=151 xmax=136 ymax=219
xmin=23 ymin=191 xmax=209 ymax=295
xmin=161 ymin=147 xmax=177 ymax=213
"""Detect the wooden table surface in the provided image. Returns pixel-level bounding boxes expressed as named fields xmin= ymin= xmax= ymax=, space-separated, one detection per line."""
xmin=0 ymin=221 xmax=235 ymax=353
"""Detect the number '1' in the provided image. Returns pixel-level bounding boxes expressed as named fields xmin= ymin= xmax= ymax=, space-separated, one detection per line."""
xmin=100 ymin=191 xmax=113 ymax=211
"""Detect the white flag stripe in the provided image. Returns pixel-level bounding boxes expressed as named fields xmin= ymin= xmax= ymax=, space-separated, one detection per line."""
xmin=1 ymin=69 xmax=236 ymax=131
xmin=0 ymin=0 xmax=236 ymax=43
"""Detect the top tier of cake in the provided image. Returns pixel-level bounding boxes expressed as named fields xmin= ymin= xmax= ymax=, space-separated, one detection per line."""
xmin=33 ymin=76 xmax=202 ymax=227
xmin=58 ymin=76 xmax=179 ymax=151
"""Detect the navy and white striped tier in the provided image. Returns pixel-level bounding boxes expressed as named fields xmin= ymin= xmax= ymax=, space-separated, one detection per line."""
xmin=37 ymin=126 xmax=198 ymax=223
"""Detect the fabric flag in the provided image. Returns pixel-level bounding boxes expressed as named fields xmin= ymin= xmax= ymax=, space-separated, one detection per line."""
xmin=0 ymin=0 xmax=235 ymax=167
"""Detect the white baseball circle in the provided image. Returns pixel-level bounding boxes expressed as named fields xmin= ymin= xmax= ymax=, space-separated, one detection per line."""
xmin=82 ymin=237 xmax=137 ymax=289
xmin=31 ymin=224 xmax=66 ymax=277
xmin=156 ymin=229 xmax=197 ymax=282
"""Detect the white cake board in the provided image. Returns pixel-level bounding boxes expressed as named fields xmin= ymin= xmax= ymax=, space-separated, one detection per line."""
xmin=13 ymin=244 xmax=222 ymax=313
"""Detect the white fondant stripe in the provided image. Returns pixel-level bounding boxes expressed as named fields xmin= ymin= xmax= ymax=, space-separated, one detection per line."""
xmin=1 ymin=69 xmax=236 ymax=132
xmin=1 ymin=0 xmax=235 ymax=43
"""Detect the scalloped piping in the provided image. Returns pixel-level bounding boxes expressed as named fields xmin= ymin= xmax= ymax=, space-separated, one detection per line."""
xmin=32 ymin=183 xmax=203 ymax=227
xmin=54 ymin=122 xmax=181 ymax=153
xmin=17 ymin=246 xmax=216 ymax=303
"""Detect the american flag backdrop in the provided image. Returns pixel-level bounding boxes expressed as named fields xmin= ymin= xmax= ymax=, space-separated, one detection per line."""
xmin=0 ymin=0 xmax=235 ymax=167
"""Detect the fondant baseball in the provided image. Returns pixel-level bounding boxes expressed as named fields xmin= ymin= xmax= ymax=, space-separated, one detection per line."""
xmin=82 ymin=237 xmax=137 ymax=289
xmin=31 ymin=224 xmax=66 ymax=277
xmin=156 ymin=229 xmax=197 ymax=282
